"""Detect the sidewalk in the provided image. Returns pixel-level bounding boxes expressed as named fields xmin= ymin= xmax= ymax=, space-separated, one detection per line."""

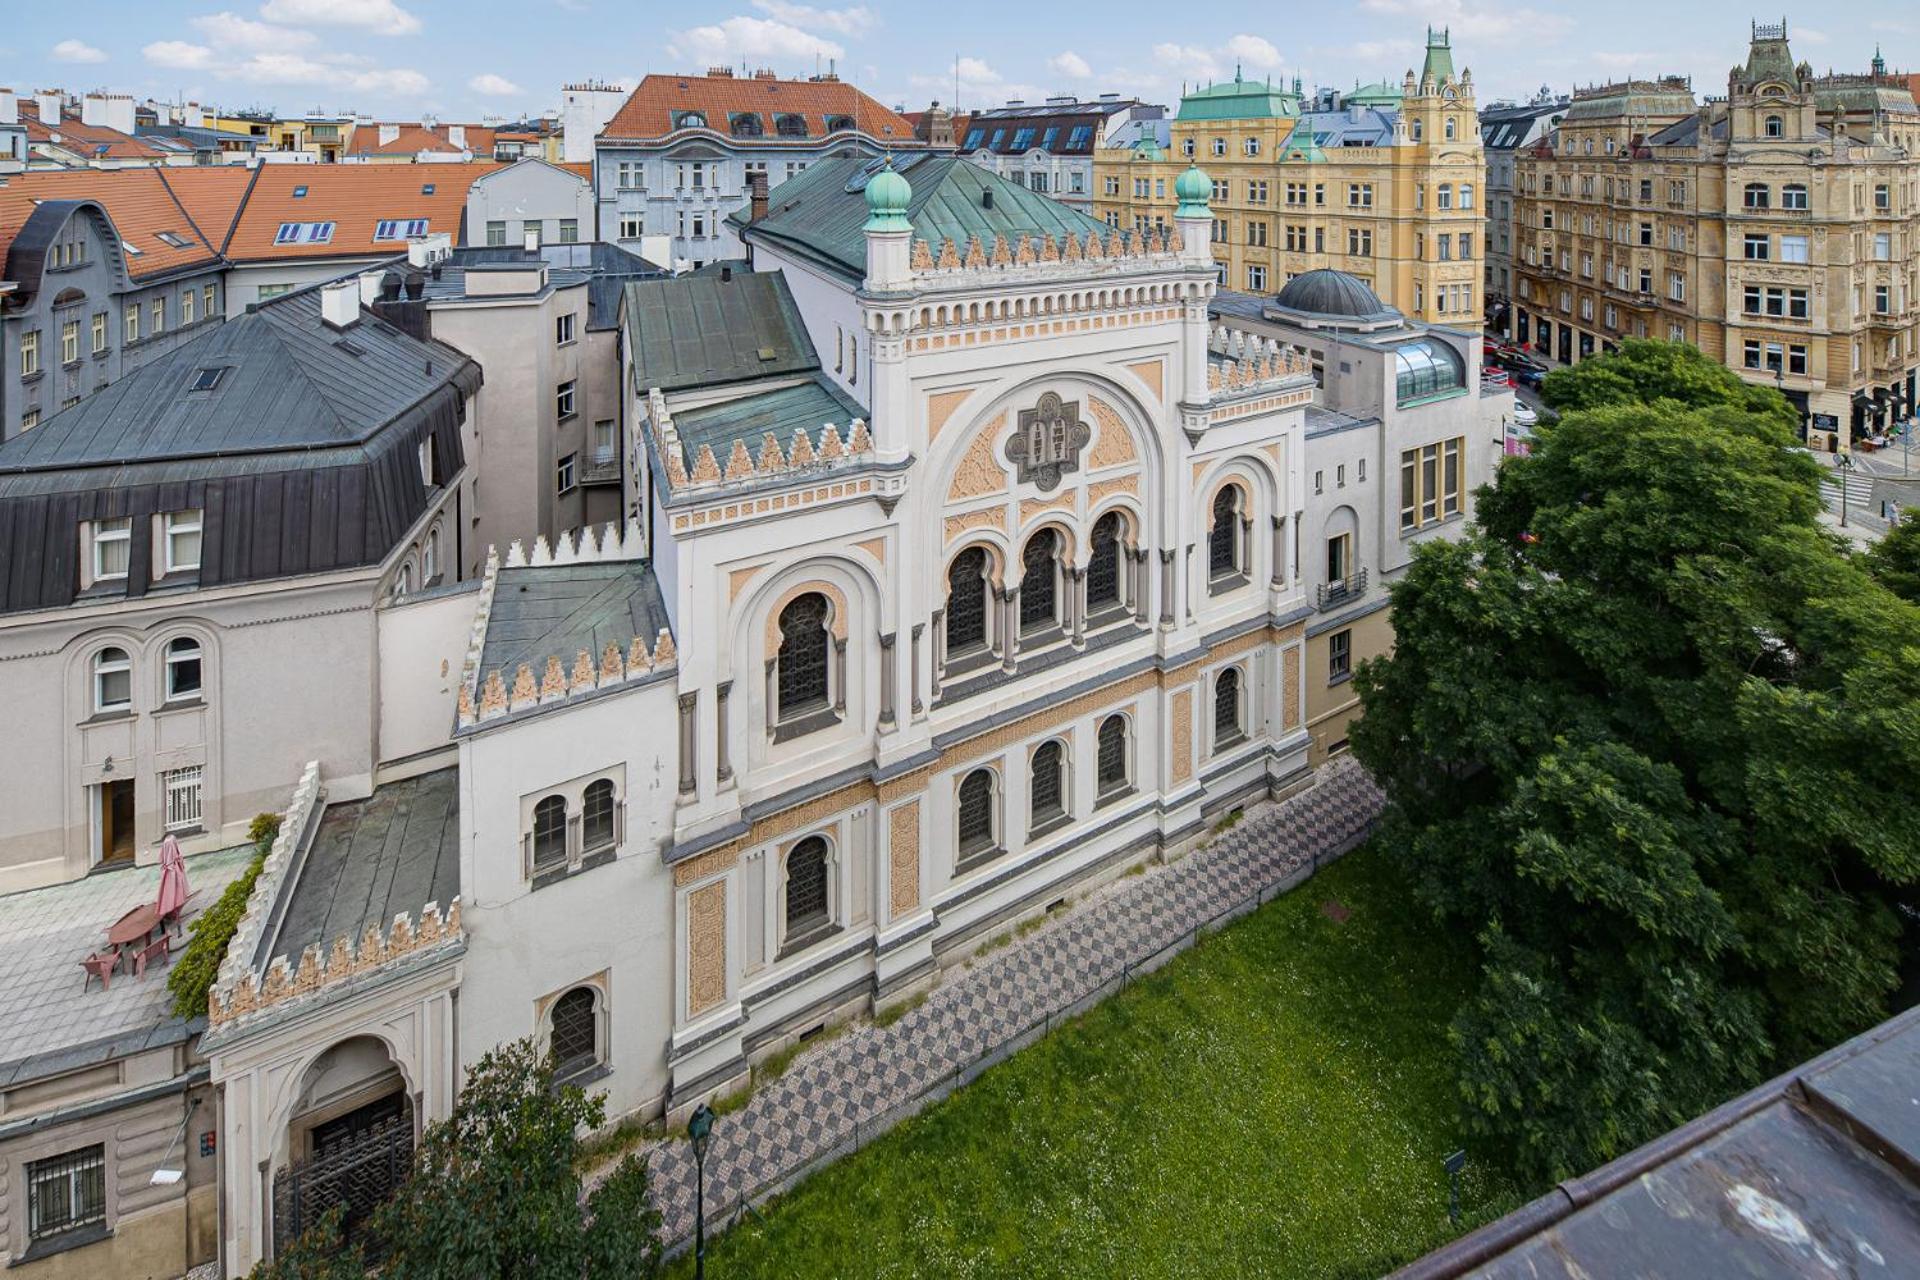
xmin=615 ymin=755 xmax=1385 ymax=1246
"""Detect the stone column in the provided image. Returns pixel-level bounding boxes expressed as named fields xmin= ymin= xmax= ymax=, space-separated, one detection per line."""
xmin=1269 ymin=515 xmax=1286 ymax=589
xmin=1132 ymin=548 xmax=1151 ymax=626
xmin=1158 ymin=550 xmax=1176 ymax=627
xmin=1000 ymin=586 xmax=1019 ymax=671
xmin=832 ymin=638 xmax=848 ymax=715
xmin=1290 ymin=511 xmax=1302 ymax=584
xmin=1067 ymin=567 xmax=1087 ymax=647
xmin=910 ymin=623 xmax=925 ymax=715
xmin=714 ymin=681 xmax=733 ymax=784
xmin=878 ymin=632 xmax=897 ymax=727
xmin=677 ymin=691 xmax=698 ymax=796
xmin=928 ymin=610 xmax=944 ymax=702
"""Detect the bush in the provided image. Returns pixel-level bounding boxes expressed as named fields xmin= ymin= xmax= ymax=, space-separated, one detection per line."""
xmin=167 ymin=813 xmax=281 ymax=1019
xmin=246 ymin=1205 xmax=363 ymax=1280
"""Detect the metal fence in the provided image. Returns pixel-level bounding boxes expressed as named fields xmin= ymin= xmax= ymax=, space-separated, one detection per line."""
xmin=667 ymin=818 xmax=1376 ymax=1255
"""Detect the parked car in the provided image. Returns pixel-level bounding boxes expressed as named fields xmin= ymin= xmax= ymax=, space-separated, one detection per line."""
xmin=1512 ymin=397 xmax=1539 ymax=428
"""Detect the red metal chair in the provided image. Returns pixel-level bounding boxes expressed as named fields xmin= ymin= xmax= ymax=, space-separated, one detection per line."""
xmin=134 ymin=933 xmax=172 ymax=978
xmin=80 ymin=951 xmax=119 ymax=992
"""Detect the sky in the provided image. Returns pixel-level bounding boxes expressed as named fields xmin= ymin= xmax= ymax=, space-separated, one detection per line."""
xmin=4 ymin=2 xmax=1917 ymax=126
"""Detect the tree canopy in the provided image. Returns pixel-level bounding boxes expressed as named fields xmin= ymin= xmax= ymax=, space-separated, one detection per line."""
xmin=1352 ymin=344 xmax=1919 ymax=1181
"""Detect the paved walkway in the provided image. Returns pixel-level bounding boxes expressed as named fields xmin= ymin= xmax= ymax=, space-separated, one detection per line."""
xmin=611 ymin=755 xmax=1384 ymax=1244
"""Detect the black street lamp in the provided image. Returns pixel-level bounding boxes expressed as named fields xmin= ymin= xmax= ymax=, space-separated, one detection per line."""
xmin=688 ymin=1102 xmax=716 ymax=1280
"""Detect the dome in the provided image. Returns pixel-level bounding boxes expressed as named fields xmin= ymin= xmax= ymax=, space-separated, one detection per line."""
xmin=1272 ymin=269 xmax=1394 ymax=319
xmin=1174 ymin=164 xmax=1211 ymax=217
xmin=863 ymin=161 xmax=912 ymax=232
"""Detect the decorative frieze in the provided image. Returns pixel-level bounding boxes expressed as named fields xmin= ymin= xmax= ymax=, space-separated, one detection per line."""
xmin=1205 ymin=327 xmax=1312 ymax=395
xmin=647 ymin=387 xmax=872 ymax=496
xmin=1171 ymin=687 xmax=1195 ymax=785
xmin=209 ymin=899 xmax=464 ymax=1028
xmin=889 ymin=799 xmax=921 ymax=917
xmin=910 ymin=227 xmax=1183 ymax=286
xmin=687 ymin=881 xmax=728 ymax=1017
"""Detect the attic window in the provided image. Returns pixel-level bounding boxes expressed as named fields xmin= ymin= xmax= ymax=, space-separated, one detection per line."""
xmin=122 ymin=241 xmax=144 ymax=257
xmin=190 ymin=366 xmax=228 ymax=392
xmin=374 ymin=218 xmax=431 ymax=241
xmin=155 ymin=231 xmax=192 ymax=248
xmin=674 ymin=111 xmax=708 ymax=129
xmin=275 ymin=221 xmax=335 ymax=245
xmin=292 ymin=185 xmax=309 ymax=198
xmin=422 ymin=183 xmax=436 ymax=195
xmin=825 ymin=115 xmax=855 ymax=133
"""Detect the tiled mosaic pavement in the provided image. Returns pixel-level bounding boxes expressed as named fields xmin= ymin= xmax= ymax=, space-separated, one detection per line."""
xmin=608 ymin=756 xmax=1384 ymax=1245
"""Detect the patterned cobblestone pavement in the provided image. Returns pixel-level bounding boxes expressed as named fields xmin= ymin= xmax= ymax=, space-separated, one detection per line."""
xmin=609 ymin=756 xmax=1384 ymax=1244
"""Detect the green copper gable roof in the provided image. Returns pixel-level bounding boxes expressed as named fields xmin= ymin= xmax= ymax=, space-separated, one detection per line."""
xmin=669 ymin=375 xmax=865 ymax=459
xmin=1738 ymin=30 xmax=1798 ymax=88
xmin=622 ymin=269 xmax=818 ymax=393
xmin=1421 ymin=28 xmax=1455 ymax=84
xmin=1279 ymin=123 xmax=1329 ymax=162
xmin=1348 ymin=81 xmax=1403 ymax=106
xmin=1177 ymin=74 xmax=1301 ymax=122
xmin=734 ymin=154 xmax=1113 ymax=283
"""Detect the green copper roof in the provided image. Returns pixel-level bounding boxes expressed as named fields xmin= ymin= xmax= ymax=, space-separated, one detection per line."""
xmin=1279 ymin=123 xmax=1329 ymax=162
xmin=1174 ymin=165 xmax=1211 ymax=218
xmin=669 ymin=374 xmax=866 ymax=459
xmin=863 ymin=163 xmax=912 ymax=232
xmin=1130 ymin=137 xmax=1168 ymax=162
xmin=623 ymin=270 xmax=818 ymax=393
xmin=1348 ymin=81 xmax=1403 ymax=106
xmin=1421 ymin=27 xmax=1455 ymax=84
xmin=734 ymin=154 xmax=1113 ymax=283
xmin=1738 ymin=30 xmax=1798 ymax=88
xmin=1177 ymin=72 xmax=1301 ymax=122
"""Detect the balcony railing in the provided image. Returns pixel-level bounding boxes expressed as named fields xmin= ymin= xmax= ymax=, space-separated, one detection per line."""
xmin=580 ymin=448 xmax=621 ymax=485
xmin=1317 ymin=569 xmax=1368 ymax=611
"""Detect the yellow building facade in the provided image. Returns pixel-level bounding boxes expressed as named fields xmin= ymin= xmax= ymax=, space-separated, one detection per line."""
xmin=1095 ymin=30 xmax=1485 ymax=330
xmin=1511 ymin=23 xmax=1920 ymax=448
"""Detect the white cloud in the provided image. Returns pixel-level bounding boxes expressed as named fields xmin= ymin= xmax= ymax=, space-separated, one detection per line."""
xmin=53 ymin=39 xmax=108 ymax=64
xmin=233 ymin=52 xmax=428 ymax=94
xmin=1222 ymin=34 xmax=1284 ymax=71
xmin=258 ymin=0 xmax=422 ymax=37
xmin=1793 ymin=27 xmax=1830 ymax=45
xmin=194 ymin=11 xmax=315 ymax=50
xmin=468 ymin=72 xmax=523 ymax=96
xmin=906 ymin=56 xmax=1046 ymax=112
xmin=1151 ymin=34 xmax=1291 ymax=86
xmin=1049 ymin=51 xmax=1092 ymax=80
xmin=667 ymin=15 xmax=843 ymax=67
xmin=1357 ymin=0 xmax=1569 ymax=47
xmin=1350 ymin=38 xmax=1418 ymax=63
xmin=144 ymin=40 xmax=215 ymax=70
xmin=750 ymin=0 xmax=874 ymax=37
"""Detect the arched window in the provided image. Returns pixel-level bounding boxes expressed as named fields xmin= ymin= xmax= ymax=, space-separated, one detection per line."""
xmin=1209 ymin=486 xmax=1244 ymax=581
xmin=1214 ymin=667 xmax=1243 ymax=745
xmin=730 ymin=113 xmax=764 ymax=138
xmin=94 ymin=647 xmax=131 ymax=713
xmin=957 ymin=768 xmax=996 ymax=859
xmin=946 ymin=548 xmax=990 ymax=656
xmin=549 ymin=987 xmax=599 ymax=1078
xmin=423 ymin=524 xmax=440 ymax=584
xmin=1394 ymin=340 xmax=1465 ymax=404
xmin=582 ymin=779 xmax=617 ymax=851
xmin=1743 ymin=182 xmax=1770 ymax=210
xmin=784 ymin=835 xmax=831 ymax=940
xmin=1096 ymin=715 xmax=1129 ymax=796
xmin=1782 ymin=183 xmax=1808 ymax=210
xmin=164 ymin=637 xmax=202 ymax=701
xmin=1444 ymin=116 xmax=1456 ymax=140
xmin=1030 ymin=740 xmax=1066 ymax=827
xmin=824 ymin=115 xmax=855 ymax=133
xmin=1019 ymin=529 xmax=1059 ymax=633
xmin=1764 ymin=114 xmax=1783 ymax=138
xmin=1088 ymin=513 xmax=1123 ymax=612
xmin=777 ymin=592 xmax=831 ymax=719
xmin=1436 ymin=182 xmax=1453 ymax=210
xmin=673 ymin=111 xmax=708 ymax=130
xmin=532 ymin=795 xmax=568 ymax=871
xmin=775 ymin=113 xmax=808 ymax=137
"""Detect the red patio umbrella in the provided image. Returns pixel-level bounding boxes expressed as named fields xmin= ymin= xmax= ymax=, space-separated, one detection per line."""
xmin=156 ymin=834 xmax=189 ymax=923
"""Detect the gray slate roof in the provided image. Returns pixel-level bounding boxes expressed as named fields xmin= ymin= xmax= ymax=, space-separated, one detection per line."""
xmin=669 ymin=374 xmax=865 ymax=460
xmin=734 ymin=154 xmax=1113 ymax=283
xmin=624 ymin=269 xmax=818 ymax=394
xmin=0 ymin=844 xmax=258 ymax=1089
xmin=266 ymin=768 xmax=461 ymax=966
xmin=478 ymin=562 xmax=671 ymax=681
xmin=0 ymin=287 xmax=480 ymax=488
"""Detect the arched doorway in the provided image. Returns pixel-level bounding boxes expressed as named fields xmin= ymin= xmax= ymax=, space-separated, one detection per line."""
xmin=272 ymin=1037 xmax=414 ymax=1258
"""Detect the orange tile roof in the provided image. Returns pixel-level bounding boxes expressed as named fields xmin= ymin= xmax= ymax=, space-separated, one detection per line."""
xmin=601 ymin=73 xmax=916 ymax=146
xmin=347 ymin=122 xmax=498 ymax=158
xmin=225 ymin=162 xmax=502 ymax=261
xmin=155 ymin=166 xmax=255 ymax=252
xmin=558 ymin=161 xmax=592 ymax=180
xmin=0 ymin=167 xmax=238 ymax=280
xmin=21 ymin=116 xmax=179 ymax=162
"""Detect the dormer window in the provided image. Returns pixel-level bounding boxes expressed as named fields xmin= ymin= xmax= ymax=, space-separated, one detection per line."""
xmin=673 ymin=111 xmax=708 ymax=130
xmin=824 ymin=115 xmax=854 ymax=133
xmin=776 ymin=113 xmax=808 ymax=137
xmin=730 ymin=113 xmax=764 ymax=138
xmin=161 ymin=509 xmax=202 ymax=574
xmin=89 ymin=517 xmax=131 ymax=583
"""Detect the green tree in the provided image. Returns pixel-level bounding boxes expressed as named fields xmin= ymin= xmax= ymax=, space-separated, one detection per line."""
xmin=1539 ymin=337 xmax=1797 ymax=431
xmin=373 ymin=1039 xmax=663 ymax=1280
xmin=1352 ymin=356 xmax=1918 ymax=1181
xmin=1865 ymin=509 xmax=1920 ymax=603
xmin=247 ymin=1205 xmax=364 ymax=1280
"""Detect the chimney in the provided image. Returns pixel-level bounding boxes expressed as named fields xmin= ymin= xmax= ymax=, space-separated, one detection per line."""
xmin=448 ymin=123 xmax=465 ymax=149
xmin=707 ymin=66 xmax=735 ymax=78
xmin=748 ymin=169 xmax=769 ymax=223
xmin=184 ymin=101 xmax=203 ymax=129
xmin=103 ymin=94 xmax=136 ymax=135
xmin=82 ymin=94 xmax=107 ymax=128
xmin=0 ymin=90 xmax=15 ymax=127
xmin=38 ymin=91 xmax=61 ymax=126
xmin=320 ymin=279 xmax=360 ymax=329
xmin=378 ymin=122 xmax=400 ymax=146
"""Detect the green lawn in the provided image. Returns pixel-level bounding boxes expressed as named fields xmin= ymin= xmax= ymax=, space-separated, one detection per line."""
xmin=669 ymin=847 xmax=1530 ymax=1280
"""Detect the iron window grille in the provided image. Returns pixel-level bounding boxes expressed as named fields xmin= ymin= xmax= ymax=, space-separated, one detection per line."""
xmin=531 ymin=796 xmax=568 ymax=871
xmin=777 ymin=593 xmax=832 ymax=718
xmin=1019 ymin=531 xmax=1059 ymax=632
xmin=582 ymin=780 xmax=618 ymax=851
xmin=1030 ymin=741 xmax=1066 ymax=826
xmin=27 ymin=1145 xmax=105 ymax=1243
xmin=165 ymin=765 xmax=204 ymax=832
xmin=1214 ymin=668 xmax=1243 ymax=744
xmin=1096 ymin=716 xmax=1128 ymax=795
xmin=957 ymin=769 xmax=996 ymax=857
xmin=1087 ymin=514 xmax=1122 ymax=610
xmin=785 ymin=836 xmax=831 ymax=938
xmin=1208 ymin=488 xmax=1241 ymax=578
xmin=549 ymin=987 xmax=598 ymax=1078
xmin=946 ymin=548 xmax=989 ymax=653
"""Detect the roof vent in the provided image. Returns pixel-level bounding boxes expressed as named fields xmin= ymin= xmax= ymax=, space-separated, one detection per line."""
xmin=981 ymin=189 xmax=994 ymax=210
xmin=757 ymin=346 xmax=776 ymax=361
xmin=720 ymin=264 xmax=733 ymax=282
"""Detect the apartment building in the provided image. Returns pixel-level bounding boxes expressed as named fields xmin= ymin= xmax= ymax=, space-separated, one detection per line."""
xmin=1512 ymin=23 xmax=1920 ymax=446
xmin=953 ymin=95 xmax=1166 ymax=212
xmin=1093 ymin=29 xmax=1485 ymax=330
xmin=1479 ymin=89 xmax=1568 ymax=332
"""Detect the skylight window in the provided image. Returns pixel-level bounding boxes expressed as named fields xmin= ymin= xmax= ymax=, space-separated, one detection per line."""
xmin=274 ymin=221 xmax=336 ymax=245
xmin=421 ymin=183 xmax=435 ymax=195
xmin=121 ymin=240 xmax=143 ymax=257
xmin=373 ymin=218 xmax=431 ymax=241
xmin=292 ymin=185 xmax=309 ymax=198
xmin=190 ymin=366 xmax=228 ymax=392
xmin=155 ymin=231 xmax=191 ymax=248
